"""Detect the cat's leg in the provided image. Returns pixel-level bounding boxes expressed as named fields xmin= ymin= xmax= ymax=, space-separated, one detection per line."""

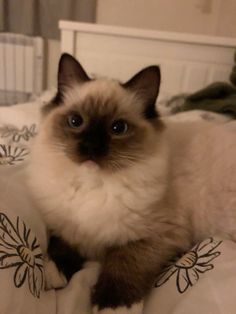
xmin=48 ymin=235 xmax=86 ymax=281
xmin=45 ymin=235 xmax=86 ymax=290
xmin=92 ymin=238 xmax=185 ymax=314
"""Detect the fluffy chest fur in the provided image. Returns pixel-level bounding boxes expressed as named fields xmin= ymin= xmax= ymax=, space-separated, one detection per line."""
xmin=29 ymin=132 xmax=168 ymax=257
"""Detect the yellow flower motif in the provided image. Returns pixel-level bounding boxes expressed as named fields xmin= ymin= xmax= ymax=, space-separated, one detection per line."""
xmin=155 ymin=238 xmax=222 ymax=293
xmin=0 ymin=213 xmax=44 ymax=298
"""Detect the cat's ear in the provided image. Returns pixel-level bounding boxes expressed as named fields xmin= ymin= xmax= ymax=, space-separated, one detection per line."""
xmin=123 ymin=66 xmax=161 ymax=119
xmin=58 ymin=53 xmax=90 ymax=92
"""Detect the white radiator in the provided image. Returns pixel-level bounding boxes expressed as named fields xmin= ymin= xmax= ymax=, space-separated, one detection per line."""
xmin=0 ymin=33 xmax=44 ymax=106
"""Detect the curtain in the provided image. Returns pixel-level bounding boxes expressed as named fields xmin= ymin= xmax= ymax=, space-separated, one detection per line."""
xmin=0 ymin=0 xmax=97 ymax=39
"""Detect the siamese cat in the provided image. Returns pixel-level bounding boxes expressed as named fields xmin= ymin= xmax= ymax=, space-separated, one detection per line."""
xmin=29 ymin=53 xmax=236 ymax=314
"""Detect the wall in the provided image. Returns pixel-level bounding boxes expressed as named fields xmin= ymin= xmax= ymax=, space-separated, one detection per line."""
xmin=96 ymin=0 xmax=236 ymax=38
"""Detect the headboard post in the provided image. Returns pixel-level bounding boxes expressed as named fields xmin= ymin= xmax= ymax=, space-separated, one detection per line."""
xmin=60 ymin=29 xmax=75 ymax=55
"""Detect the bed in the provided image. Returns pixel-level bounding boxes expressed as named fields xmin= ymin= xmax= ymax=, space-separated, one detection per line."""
xmin=59 ymin=21 xmax=236 ymax=100
xmin=0 ymin=20 xmax=236 ymax=314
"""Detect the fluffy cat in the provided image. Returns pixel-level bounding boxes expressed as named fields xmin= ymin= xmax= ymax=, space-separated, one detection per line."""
xmin=28 ymin=53 xmax=236 ymax=314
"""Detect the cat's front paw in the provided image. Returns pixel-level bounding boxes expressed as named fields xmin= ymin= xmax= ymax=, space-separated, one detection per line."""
xmin=93 ymin=302 xmax=143 ymax=314
xmin=92 ymin=269 xmax=144 ymax=314
xmin=57 ymin=262 xmax=101 ymax=314
xmin=44 ymin=258 xmax=67 ymax=290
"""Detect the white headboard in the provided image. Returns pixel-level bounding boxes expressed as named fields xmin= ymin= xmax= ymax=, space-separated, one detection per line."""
xmin=59 ymin=20 xmax=236 ymax=99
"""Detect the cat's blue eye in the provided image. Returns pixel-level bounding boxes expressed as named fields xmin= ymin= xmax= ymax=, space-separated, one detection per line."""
xmin=111 ymin=119 xmax=129 ymax=135
xmin=67 ymin=114 xmax=83 ymax=128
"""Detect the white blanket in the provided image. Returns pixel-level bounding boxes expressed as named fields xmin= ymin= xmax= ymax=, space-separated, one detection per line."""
xmin=1 ymin=97 xmax=236 ymax=314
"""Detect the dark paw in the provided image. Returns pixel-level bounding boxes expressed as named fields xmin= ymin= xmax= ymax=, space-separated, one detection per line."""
xmin=48 ymin=235 xmax=85 ymax=280
xmin=92 ymin=275 xmax=143 ymax=310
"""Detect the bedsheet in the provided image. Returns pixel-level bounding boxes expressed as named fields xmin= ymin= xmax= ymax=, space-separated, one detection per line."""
xmin=1 ymin=95 xmax=236 ymax=314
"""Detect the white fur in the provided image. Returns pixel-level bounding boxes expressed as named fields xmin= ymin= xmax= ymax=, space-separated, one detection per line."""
xmin=28 ymin=123 xmax=168 ymax=257
xmin=162 ymin=119 xmax=236 ymax=242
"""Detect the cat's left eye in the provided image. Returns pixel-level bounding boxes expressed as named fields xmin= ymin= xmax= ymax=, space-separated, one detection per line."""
xmin=111 ymin=119 xmax=129 ymax=135
xmin=67 ymin=114 xmax=83 ymax=128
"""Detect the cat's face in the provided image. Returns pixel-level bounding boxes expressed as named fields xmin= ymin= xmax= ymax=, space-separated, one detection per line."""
xmin=42 ymin=54 xmax=164 ymax=171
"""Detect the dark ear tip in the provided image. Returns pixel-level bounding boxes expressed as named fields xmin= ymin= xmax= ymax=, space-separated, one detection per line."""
xmin=58 ymin=53 xmax=90 ymax=86
xmin=61 ymin=52 xmax=72 ymax=58
xmin=148 ymin=65 xmax=160 ymax=71
xmin=59 ymin=53 xmax=76 ymax=65
xmin=146 ymin=65 xmax=161 ymax=79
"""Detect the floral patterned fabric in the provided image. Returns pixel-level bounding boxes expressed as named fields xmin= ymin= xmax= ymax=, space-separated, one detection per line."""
xmin=0 ymin=212 xmax=44 ymax=298
xmin=0 ymin=98 xmax=57 ymax=313
xmin=0 ymin=103 xmax=41 ymax=167
xmin=145 ymin=238 xmax=236 ymax=314
xmin=155 ymin=238 xmax=222 ymax=294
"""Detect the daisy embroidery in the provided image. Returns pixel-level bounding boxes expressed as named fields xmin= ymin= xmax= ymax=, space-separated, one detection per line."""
xmin=155 ymin=237 xmax=222 ymax=293
xmin=0 ymin=213 xmax=44 ymax=297
xmin=0 ymin=144 xmax=29 ymax=165
xmin=0 ymin=124 xmax=37 ymax=142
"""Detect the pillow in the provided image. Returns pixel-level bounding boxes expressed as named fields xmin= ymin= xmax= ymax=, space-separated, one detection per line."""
xmin=0 ymin=90 xmax=56 ymax=167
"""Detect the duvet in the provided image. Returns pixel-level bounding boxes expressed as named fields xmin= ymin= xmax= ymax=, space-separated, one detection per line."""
xmin=0 ymin=95 xmax=235 ymax=314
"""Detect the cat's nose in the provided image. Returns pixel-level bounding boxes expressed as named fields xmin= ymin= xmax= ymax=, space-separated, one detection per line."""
xmin=79 ymin=141 xmax=108 ymax=159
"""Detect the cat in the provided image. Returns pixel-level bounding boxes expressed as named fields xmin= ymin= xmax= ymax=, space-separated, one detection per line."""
xmin=28 ymin=53 xmax=236 ymax=314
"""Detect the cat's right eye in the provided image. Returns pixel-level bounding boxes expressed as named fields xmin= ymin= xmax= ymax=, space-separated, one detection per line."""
xmin=111 ymin=119 xmax=129 ymax=135
xmin=67 ymin=114 xmax=83 ymax=128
